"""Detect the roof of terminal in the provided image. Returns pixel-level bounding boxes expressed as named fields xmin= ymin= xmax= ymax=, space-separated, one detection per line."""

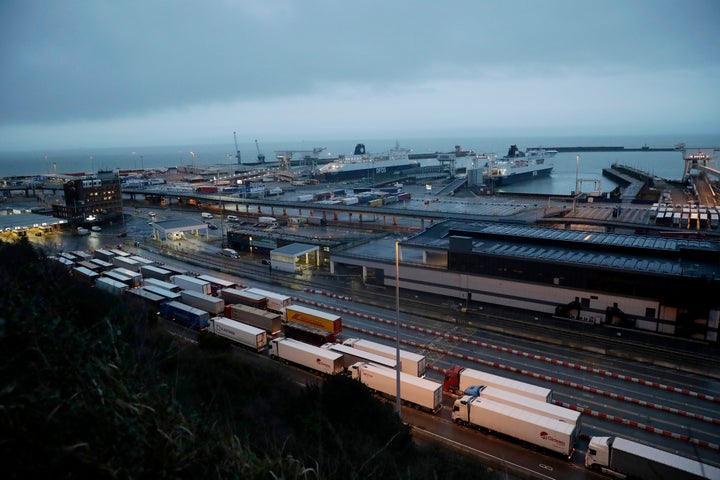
xmin=396 ymin=220 xmax=720 ymax=279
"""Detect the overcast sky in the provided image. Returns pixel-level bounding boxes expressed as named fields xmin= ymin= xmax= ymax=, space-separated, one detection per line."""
xmin=1 ymin=0 xmax=719 ymax=150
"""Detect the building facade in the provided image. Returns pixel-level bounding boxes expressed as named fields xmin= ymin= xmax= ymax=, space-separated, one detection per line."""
xmin=52 ymin=171 xmax=123 ymax=224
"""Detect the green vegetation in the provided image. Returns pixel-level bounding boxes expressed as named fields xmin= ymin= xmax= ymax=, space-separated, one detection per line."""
xmin=0 ymin=239 xmax=497 ymax=479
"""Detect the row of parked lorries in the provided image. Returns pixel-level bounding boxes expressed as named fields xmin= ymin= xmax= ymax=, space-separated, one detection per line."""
xmin=56 ymin=248 xmax=720 ymax=480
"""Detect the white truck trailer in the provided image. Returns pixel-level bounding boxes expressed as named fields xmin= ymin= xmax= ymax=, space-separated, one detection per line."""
xmin=322 ymin=343 xmax=396 ymax=370
xmin=95 ymin=277 xmax=129 ymax=296
xmin=244 ymin=287 xmax=292 ymax=313
xmin=140 ymin=265 xmax=173 ymax=282
xmin=343 ymin=337 xmax=427 ymax=377
xmin=443 ymin=365 xmax=552 ymax=402
xmin=180 ymin=290 xmax=225 ymax=315
xmin=143 ymin=277 xmax=181 ymax=292
xmin=171 ymin=274 xmax=212 ymax=295
xmin=269 ymin=338 xmax=344 ymax=376
xmin=452 ymin=395 xmax=576 ymax=458
xmin=349 ymin=362 xmax=443 ymax=414
xmin=586 ymin=436 xmax=720 ymax=480
xmin=228 ymin=304 xmax=283 ymax=335
xmin=208 ymin=317 xmax=268 ymax=352
xmin=111 ymin=267 xmax=142 ymax=288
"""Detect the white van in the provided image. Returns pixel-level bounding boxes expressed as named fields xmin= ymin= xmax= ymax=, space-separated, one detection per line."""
xmin=227 ymin=215 xmax=239 ymax=222
xmin=201 ymin=212 xmax=214 ymax=219
xmin=220 ymin=248 xmax=238 ymax=259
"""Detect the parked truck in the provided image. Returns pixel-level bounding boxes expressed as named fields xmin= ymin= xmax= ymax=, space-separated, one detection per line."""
xmin=284 ymin=304 xmax=342 ymax=334
xmin=586 ymin=436 xmax=720 ymax=480
xmin=140 ymin=265 xmax=173 ymax=282
xmin=452 ymin=394 xmax=576 ymax=458
xmin=159 ymin=300 xmax=210 ymax=331
xmin=343 ymin=337 xmax=426 ymax=377
xmin=171 ymin=274 xmax=212 ymax=295
xmin=443 ymin=366 xmax=552 ymax=402
xmin=269 ymin=338 xmax=345 ymax=376
xmin=349 ymin=362 xmax=443 ymax=414
xmin=207 ymin=317 xmax=268 ymax=352
xmin=226 ymin=303 xmax=282 ymax=335
xmin=180 ymin=290 xmax=225 ymax=315
xmin=464 ymin=385 xmax=581 ymax=429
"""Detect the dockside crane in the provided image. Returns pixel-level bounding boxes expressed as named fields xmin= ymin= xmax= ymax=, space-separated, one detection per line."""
xmin=255 ymin=139 xmax=266 ymax=164
xmin=233 ymin=132 xmax=242 ymax=165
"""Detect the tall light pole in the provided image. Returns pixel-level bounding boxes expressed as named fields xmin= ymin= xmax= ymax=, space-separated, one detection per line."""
xmin=395 ymin=240 xmax=402 ymax=418
xmin=573 ymin=154 xmax=580 ymax=215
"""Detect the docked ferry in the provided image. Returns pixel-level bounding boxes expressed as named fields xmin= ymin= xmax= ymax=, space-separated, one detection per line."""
xmin=482 ymin=145 xmax=556 ymax=186
xmin=315 ymin=143 xmax=419 ymax=182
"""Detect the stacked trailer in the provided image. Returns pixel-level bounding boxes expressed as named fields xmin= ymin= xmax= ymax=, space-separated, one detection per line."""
xmin=197 ymin=274 xmax=237 ymax=295
xmin=269 ymin=338 xmax=344 ymax=376
xmin=443 ymin=366 xmax=552 ymax=402
xmin=180 ymin=290 xmax=225 ymax=315
xmin=322 ymin=343 xmax=396 ymax=370
xmin=219 ymin=288 xmax=267 ymax=309
xmin=244 ymin=287 xmax=292 ymax=313
xmin=284 ymin=304 xmax=342 ymax=334
xmin=349 ymin=362 xmax=443 ymax=414
xmin=343 ymin=337 xmax=426 ymax=377
xmin=226 ymin=303 xmax=282 ymax=335
xmin=208 ymin=317 xmax=268 ymax=352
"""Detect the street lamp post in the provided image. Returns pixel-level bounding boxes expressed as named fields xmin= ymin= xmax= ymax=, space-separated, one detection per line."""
xmin=395 ymin=240 xmax=402 ymax=418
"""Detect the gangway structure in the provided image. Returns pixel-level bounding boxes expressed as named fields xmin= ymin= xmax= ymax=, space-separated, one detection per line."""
xmin=682 ymin=148 xmax=717 ymax=182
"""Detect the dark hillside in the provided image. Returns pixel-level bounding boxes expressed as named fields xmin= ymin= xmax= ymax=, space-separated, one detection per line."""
xmin=0 ymin=239 xmax=497 ymax=479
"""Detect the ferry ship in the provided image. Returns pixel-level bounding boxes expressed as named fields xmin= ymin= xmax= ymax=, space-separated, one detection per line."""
xmin=315 ymin=143 xmax=419 ymax=182
xmin=482 ymin=145 xmax=556 ymax=186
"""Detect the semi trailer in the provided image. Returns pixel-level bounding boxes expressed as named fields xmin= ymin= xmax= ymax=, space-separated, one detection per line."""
xmin=180 ymin=290 xmax=225 ymax=315
xmin=451 ymin=394 xmax=576 ymax=458
xmin=171 ymin=274 xmax=212 ymax=295
xmin=226 ymin=303 xmax=282 ymax=335
xmin=444 ymin=366 xmax=552 ymax=402
xmin=159 ymin=301 xmax=210 ymax=331
xmin=269 ymin=338 xmax=344 ymax=376
xmin=349 ymin=362 xmax=443 ymax=414
xmin=586 ymin=436 xmax=720 ymax=480
xmin=284 ymin=304 xmax=342 ymax=334
xmin=207 ymin=317 xmax=268 ymax=352
xmin=343 ymin=337 xmax=427 ymax=377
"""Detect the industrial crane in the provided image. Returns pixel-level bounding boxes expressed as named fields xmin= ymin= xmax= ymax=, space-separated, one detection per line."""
xmin=233 ymin=132 xmax=242 ymax=165
xmin=255 ymin=139 xmax=266 ymax=164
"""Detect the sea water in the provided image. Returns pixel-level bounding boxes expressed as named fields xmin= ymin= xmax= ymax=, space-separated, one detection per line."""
xmin=0 ymin=133 xmax=717 ymax=195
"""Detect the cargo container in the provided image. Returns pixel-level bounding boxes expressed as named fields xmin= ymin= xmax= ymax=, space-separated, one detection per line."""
xmin=180 ymin=290 xmax=225 ymax=315
xmin=140 ymin=265 xmax=173 ymax=282
xmin=141 ymin=285 xmax=181 ymax=301
xmin=95 ymin=277 xmax=129 ymax=296
xmin=227 ymin=303 xmax=282 ymax=335
xmin=102 ymin=270 xmax=136 ymax=288
xmin=128 ymin=288 xmax=166 ymax=306
xmin=93 ymin=249 xmax=116 ymax=262
xmin=219 ymin=288 xmax=267 ymax=309
xmin=322 ymin=343 xmax=396 ymax=370
xmin=443 ymin=366 xmax=552 ymax=402
xmin=159 ymin=300 xmax=210 ymax=331
xmin=269 ymin=338 xmax=344 ymax=376
xmin=71 ymin=266 xmax=99 ymax=285
xmin=89 ymin=258 xmax=114 ymax=271
xmin=110 ymin=267 xmax=142 ymax=287
xmin=143 ymin=278 xmax=181 ymax=292
xmin=284 ymin=304 xmax=341 ymax=334
xmin=208 ymin=317 xmax=268 ymax=352
xmin=452 ymin=395 xmax=576 ymax=458
xmin=586 ymin=436 xmax=720 ymax=480
xmin=343 ymin=337 xmax=426 ymax=377
xmin=171 ymin=274 xmax=212 ymax=295
xmin=112 ymin=256 xmax=141 ymax=272
xmin=349 ymin=362 xmax=443 ymax=414
xmin=244 ymin=287 xmax=292 ymax=313
xmin=283 ymin=322 xmax=336 ymax=347
xmin=197 ymin=274 xmax=237 ymax=294
xmin=464 ymin=385 xmax=581 ymax=429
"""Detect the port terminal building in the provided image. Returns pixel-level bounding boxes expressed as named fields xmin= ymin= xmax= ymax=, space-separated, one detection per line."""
xmin=330 ymin=221 xmax=720 ymax=343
